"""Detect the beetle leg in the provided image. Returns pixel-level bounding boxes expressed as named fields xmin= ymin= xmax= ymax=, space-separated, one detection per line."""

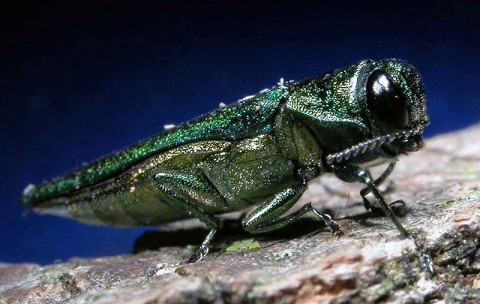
xmin=332 ymin=163 xmax=409 ymax=236
xmin=332 ymin=163 xmax=435 ymax=274
xmin=186 ymin=228 xmax=217 ymax=263
xmin=242 ymin=184 xmax=341 ymax=235
xmin=155 ymin=172 xmax=226 ymax=263
xmin=360 ymin=162 xmax=396 ymax=210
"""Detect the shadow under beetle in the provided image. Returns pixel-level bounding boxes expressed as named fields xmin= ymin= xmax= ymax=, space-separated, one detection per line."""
xmin=21 ymin=59 xmax=434 ymax=273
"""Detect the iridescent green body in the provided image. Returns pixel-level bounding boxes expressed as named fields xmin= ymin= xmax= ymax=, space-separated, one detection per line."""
xmin=22 ymin=86 xmax=292 ymax=225
xmin=21 ymin=59 xmax=433 ymax=271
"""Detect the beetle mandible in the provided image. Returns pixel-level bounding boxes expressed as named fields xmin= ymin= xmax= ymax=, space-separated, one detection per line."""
xmin=21 ymin=59 xmax=434 ymax=272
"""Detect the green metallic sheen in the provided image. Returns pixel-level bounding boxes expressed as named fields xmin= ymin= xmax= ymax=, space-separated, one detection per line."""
xmin=22 ymin=86 xmax=288 ymax=205
xmin=20 ymin=59 xmax=432 ymax=271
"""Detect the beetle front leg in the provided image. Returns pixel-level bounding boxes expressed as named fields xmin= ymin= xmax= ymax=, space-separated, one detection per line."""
xmin=155 ymin=172 xmax=226 ymax=263
xmin=332 ymin=163 xmax=410 ymax=236
xmin=360 ymin=162 xmax=400 ymax=211
xmin=242 ymin=183 xmax=341 ymax=235
xmin=332 ymin=163 xmax=435 ymax=274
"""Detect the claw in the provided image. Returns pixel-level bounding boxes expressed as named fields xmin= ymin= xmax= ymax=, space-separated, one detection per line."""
xmin=332 ymin=227 xmax=344 ymax=237
xmin=186 ymin=228 xmax=217 ymax=264
xmin=187 ymin=246 xmax=209 ymax=264
xmin=413 ymin=235 xmax=435 ymax=275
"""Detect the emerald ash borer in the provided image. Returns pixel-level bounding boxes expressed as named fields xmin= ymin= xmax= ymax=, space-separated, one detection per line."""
xmin=21 ymin=59 xmax=434 ymax=273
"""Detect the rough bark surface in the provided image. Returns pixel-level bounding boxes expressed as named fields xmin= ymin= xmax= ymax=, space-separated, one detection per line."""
xmin=2 ymin=124 xmax=480 ymax=304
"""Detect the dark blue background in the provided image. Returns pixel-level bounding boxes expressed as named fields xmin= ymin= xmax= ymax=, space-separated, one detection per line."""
xmin=1 ymin=1 xmax=479 ymax=264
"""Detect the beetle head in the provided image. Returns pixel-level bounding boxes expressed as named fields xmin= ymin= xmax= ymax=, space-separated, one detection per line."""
xmin=360 ymin=59 xmax=429 ymax=156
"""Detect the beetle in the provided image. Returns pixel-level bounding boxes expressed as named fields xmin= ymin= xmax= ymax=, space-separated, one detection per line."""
xmin=21 ymin=59 xmax=433 ymax=272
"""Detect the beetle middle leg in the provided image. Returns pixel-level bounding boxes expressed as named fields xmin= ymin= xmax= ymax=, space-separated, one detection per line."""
xmin=242 ymin=183 xmax=341 ymax=236
xmin=155 ymin=172 xmax=227 ymax=263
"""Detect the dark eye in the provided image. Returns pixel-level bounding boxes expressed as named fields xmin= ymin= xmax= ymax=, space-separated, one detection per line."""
xmin=366 ymin=70 xmax=409 ymax=133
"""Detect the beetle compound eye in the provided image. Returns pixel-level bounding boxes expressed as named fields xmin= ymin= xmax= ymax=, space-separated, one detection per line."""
xmin=366 ymin=70 xmax=409 ymax=133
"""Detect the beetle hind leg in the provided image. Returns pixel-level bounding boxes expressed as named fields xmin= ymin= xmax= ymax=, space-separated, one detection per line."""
xmin=186 ymin=228 xmax=218 ymax=263
xmin=155 ymin=172 xmax=226 ymax=263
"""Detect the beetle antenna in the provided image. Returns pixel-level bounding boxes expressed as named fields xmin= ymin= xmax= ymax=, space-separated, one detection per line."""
xmin=326 ymin=126 xmax=424 ymax=166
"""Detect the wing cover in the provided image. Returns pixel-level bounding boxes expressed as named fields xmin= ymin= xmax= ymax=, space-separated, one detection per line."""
xmin=22 ymin=86 xmax=288 ymax=206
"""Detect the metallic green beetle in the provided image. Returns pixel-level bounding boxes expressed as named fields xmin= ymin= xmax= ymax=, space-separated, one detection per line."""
xmin=21 ymin=59 xmax=433 ymax=271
